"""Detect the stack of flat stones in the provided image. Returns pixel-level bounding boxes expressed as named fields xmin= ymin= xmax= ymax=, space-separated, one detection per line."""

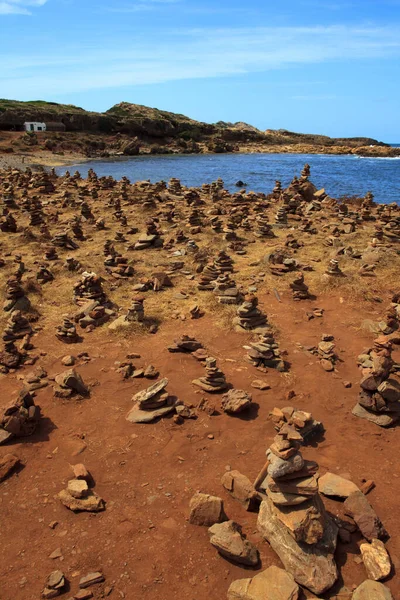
xmin=245 ymin=331 xmax=286 ymax=372
xmin=275 ymin=207 xmax=288 ymax=226
xmin=318 ymin=334 xmax=337 ymax=372
xmin=198 ymin=263 xmax=221 ymax=290
xmin=325 ymin=259 xmax=343 ymax=276
xmin=269 ymin=406 xmax=324 ymax=443
xmin=134 ymin=219 xmax=163 ymax=250
xmin=126 ymin=297 xmax=145 ymax=323
xmin=36 ymin=264 xmax=54 ymax=284
xmin=213 ymin=250 xmax=234 ymax=273
xmin=255 ymin=215 xmax=275 ymax=238
xmin=3 ymin=277 xmax=30 ymax=312
xmin=52 ymin=232 xmax=78 ymax=250
xmin=0 ymin=213 xmax=17 ymax=232
xmin=3 ymin=310 xmax=32 ymax=342
xmin=213 ymin=273 xmax=242 ymax=304
xmin=234 ymin=295 xmax=269 ymax=332
xmin=0 ymin=390 xmax=39 ymax=445
xmin=55 ymin=317 xmax=79 ymax=343
xmin=290 ymin=273 xmax=311 ymax=300
xmin=353 ymin=336 xmax=400 ymax=427
xmin=44 ymin=246 xmax=58 ymax=261
xmin=126 ymin=378 xmax=177 ymax=423
xmin=73 ymin=272 xmax=106 ymax=306
xmin=168 ymin=335 xmax=203 ymax=353
xmin=192 ymin=357 xmax=228 ymax=393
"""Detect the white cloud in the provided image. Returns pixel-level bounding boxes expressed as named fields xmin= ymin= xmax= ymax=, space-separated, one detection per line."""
xmin=0 ymin=0 xmax=47 ymax=15
xmin=1 ymin=24 xmax=400 ymax=94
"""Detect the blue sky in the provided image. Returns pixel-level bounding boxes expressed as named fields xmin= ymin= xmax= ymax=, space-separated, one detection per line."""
xmin=1 ymin=0 xmax=400 ymax=140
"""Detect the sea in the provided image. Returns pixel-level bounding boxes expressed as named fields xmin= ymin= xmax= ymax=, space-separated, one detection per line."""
xmin=57 ymin=148 xmax=400 ymax=205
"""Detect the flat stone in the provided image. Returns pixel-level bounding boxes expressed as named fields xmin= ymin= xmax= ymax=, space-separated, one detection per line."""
xmin=360 ymin=539 xmax=392 ymax=581
xmin=267 ymin=452 xmax=304 ymax=479
xmin=189 ymin=492 xmax=226 ymax=526
xmin=271 ymin=495 xmax=325 ymax=545
xmin=0 ymin=453 xmax=19 ymax=482
xmin=352 ymin=403 xmax=398 ymax=427
xmin=344 ymin=491 xmax=387 ymax=541
xmin=257 ymin=498 xmax=338 ymax=595
xmin=251 ymin=379 xmax=270 ymax=390
xmin=227 ymin=565 xmax=299 ymax=600
xmin=126 ymin=403 xmax=175 ymax=423
xmin=221 ymin=389 xmax=252 ymax=414
xmin=131 ymin=378 xmax=168 ymax=404
xmin=0 ymin=429 xmax=13 ymax=445
xmin=221 ymin=470 xmax=259 ymax=511
xmin=352 ymin=580 xmax=393 ymax=600
xmin=319 ymin=472 xmax=359 ymax=499
xmin=58 ymin=489 xmax=105 ymax=512
xmin=74 ymin=591 xmax=93 ymax=600
xmin=208 ymin=520 xmax=259 ymax=566
xmin=79 ymin=572 xmax=105 ymax=589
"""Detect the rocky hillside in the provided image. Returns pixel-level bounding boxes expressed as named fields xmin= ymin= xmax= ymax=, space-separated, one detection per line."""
xmin=0 ymin=99 xmax=387 ymax=148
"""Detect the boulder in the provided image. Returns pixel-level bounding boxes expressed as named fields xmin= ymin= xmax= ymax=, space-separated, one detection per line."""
xmin=208 ymin=520 xmax=259 ymax=566
xmin=227 ymin=565 xmax=299 ymax=600
xmin=318 ymin=472 xmax=359 ymax=498
xmin=189 ymin=492 xmax=226 ymax=526
xmin=344 ymin=491 xmax=387 ymax=541
xmin=360 ymin=539 xmax=392 ymax=581
xmin=352 ymin=580 xmax=393 ymax=600
xmin=257 ymin=498 xmax=338 ymax=595
xmin=221 ymin=470 xmax=259 ymax=511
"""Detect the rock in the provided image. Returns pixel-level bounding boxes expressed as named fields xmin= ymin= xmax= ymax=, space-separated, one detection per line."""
xmin=131 ymin=378 xmax=168 ymax=405
xmin=251 ymin=379 xmax=270 ymax=390
xmin=267 ymin=452 xmax=304 ymax=479
xmin=61 ymin=355 xmax=76 ymax=366
xmin=318 ymin=472 xmax=359 ymax=498
xmin=189 ymin=492 xmax=226 ymax=526
xmin=58 ymin=489 xmax=105 ymax=512
xmin=352 ymin=403 xmax=397 ymax=427
xmin=126 ymin=403 xmax=175 ymax=423
xmin=67 ymin=479 xmax=89 ymax=499
xmin=0 ymin=429 xmax=13 ymax=445
xmin=221 ymin=470 xmax=259 ymax=511
xmin=270 ymin=496 xmax=325 ymax=545
xmin=208 ymin=520 xmax=259 ymax=566
xmin=352 ymin=580 xmax=393 ymax=600
xmin=55 ymin=368 xmax=89 ymax=396
xmin=344 ymin=491 xmax=387 ymax=541
xmin=257 ymin=498 xmax=338 ymax=595
xmin=360 ymin=539 xmax=392 ymax=581
xmin=221 ymin=389 xmax=252 ymax=414
xmin=72 ymin=463 xmax=90 ymax=481
xmin=42 ymin=570 xmax=66 ymax=598
xmin=0 ymin=453 xmax=20 ymax=482
xmin=74 ymin=591 xmax=93 ymax=600
xmin=227 ymin=565 xmax=299 ymax=600
xmin=79 ymin=572 xmax=105 ymax=588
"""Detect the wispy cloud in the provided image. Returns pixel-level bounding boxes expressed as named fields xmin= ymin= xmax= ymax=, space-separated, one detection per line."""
xmin=1 ymin=24 xmax=400 ymax=94
xmin=0 ymin=0 xmax=47 ymax=15
xmin=105 ymin=0 xmax=182 ymax=12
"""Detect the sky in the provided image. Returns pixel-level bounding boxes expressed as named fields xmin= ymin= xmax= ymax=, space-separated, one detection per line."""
xmin=1 ymin=0 xmax=400 ymax=140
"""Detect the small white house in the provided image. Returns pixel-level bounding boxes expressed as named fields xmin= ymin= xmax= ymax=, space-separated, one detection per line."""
xmin=24 ymin=122 xmax=46 ymax=132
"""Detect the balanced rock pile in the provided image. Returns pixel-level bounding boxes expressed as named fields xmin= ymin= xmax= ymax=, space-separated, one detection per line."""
xmin=55 ymin=316 xmax=80 ymax=343
xmin=290 ymin=273 xmax=311 ymax=300
xmin=3 ymin=277 xmax=30 ymax=312
xmin=192 ymin=357 xmax=228 ymax=393
xmin=3 ymin=310 xmax=32 ymax=342
xmin=73 ymin=272 xmax=106 ymax=305
xmin=0 ymin=390 xmax=40 ymax=445
xmin=257 ymin=431 xmax=339 ymax=595
xmin=318 ymin=334 xmax=338 ymax=372
xmin=353 ymin=336 xmax=400 ymax=427
xmin=168 ymin=335 xmax=203 ymax=353
xmin=234 ymin=295 xmax=268 ymax=332
xmin=245 ymin=331 xmax=286 ymax=372
xmin=126 ymin=378 xmax=177 ymax=423
xmin=213 ymin=273 xmax=242 ymax=305
xmin=58 ymin=464 xmax=105 ymax=512
xmin=269 ymin=406 xmax=324 ymax=442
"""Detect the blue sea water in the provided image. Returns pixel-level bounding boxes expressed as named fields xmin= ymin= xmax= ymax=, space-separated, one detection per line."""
xmin=57 ymin=152 xmax=400 ymax=205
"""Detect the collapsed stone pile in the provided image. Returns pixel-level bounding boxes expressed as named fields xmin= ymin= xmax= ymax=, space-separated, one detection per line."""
xmin=3 ymin=310 xmax=32 ymax=342
xmin=126 ymin=378 xmax=177 ymax=423
xmin=73 ymin=272 xmax=106 ymax=305
xmin=3 ymin=277 xmax=30 ymax=312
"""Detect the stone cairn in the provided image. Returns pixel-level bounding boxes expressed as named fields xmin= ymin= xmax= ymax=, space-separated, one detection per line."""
xmin=104 ymin=242 xmax=134 ymax=278
xmin=245 ymin=331 xmax=286 ymax=372
xmin=44 ymin=246 xmax=58 ymax=261
xmin=325 ymin=259 xmax=343 ymax=277
xmin=52 ymin=232 xmax=78 ymax=250
xmin=234 ymin=295 xmax=268 ymax=332
xmin=255 ymin=420 xmax=338 ymax=596
xmin=3 ymin=310 xmax=32 ymax=342
xmin=73 ymin=272 xmax=106 ymax=306
xmin=275 ymin=207 xmax=288 ymax=226
xmin=0 ymin=390 xmax=40 ymax=445
xmin=126 ymin=297 xmax=145 ymax=323
xmin=272 ymin=180 xmax=282 ymax=200
xmin=3 ymin=277 xmax=30 ymax=312
xmin=168 ymin=335 xmax=203 ymax=353
xmin=65 ymin=257 xmax=81 ymax=272
xmin=317 ymin=335 xmax=337 ymax=372
xmin=255 ymin=214 xmax=275 ymax=238
xmin=0 ymin=212 xmax=17 ymax=233
xmin=0 ymin=341 xmax=23 ymax=371
xmin=213 ymin=250 xmax=234 ymax=273
xmin=134 ymin=219 xmax=163 ymax=250
xmin=269 ymin=406 xmax=324 ymax=443
xmin=126 ymin=378 xmax=177 ymax=424
xmin=55 ymin=316 xmax=80 ymax=343
xmin=353 ymin=336 xmax=400 ymax=427
xmin=213 ymin=273 xmax=242 ymax=305
xmin=198 ymin=263 xmax=221 ymax=291
xmin=36 ymin=264 xmax=54 ymax=284
xmin=69 ymin=216 xmax=85 ymax=240
xmin=192 ymin=357 xmax=228 ymax=393
xmin=290 ymin=273 xmax=311 ymax=300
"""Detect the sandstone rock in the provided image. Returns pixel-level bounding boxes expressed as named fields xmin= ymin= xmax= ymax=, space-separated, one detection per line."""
xmin=79 ymin=572 xmax=105 ymax=588
xmin=352 ymin=403 xmax=397 ymax=427
xmin=257 ymin=498 xmax=338 ymax=595
xmin=208 ymin=520 xmax=259 ymax=566
xmin=271 ymin=496 xmax=325 ymax=545
xmin=267 ymin=452 xmax=304 ymax=479
xmin=352 ymin=580 xmax=393 ymax=600
xmin=221 ymin=470 xmax=259 ymax=511
xmin=344 ymin=491 xmax=387 ymax=541
xmin=189 ymin=492 xmax=226 ymax=526
xmin=318 ymin=472 xmax=359 ymax=498
xmin=0 ymin=453 xmax=20 ymax=482
xmin=42 ymin=570 xmax=66 ymax=599
xmin=67 ymin=479 xmax=89 ymax=499
xmin=126 ymin=403 xmax=175 ymax=423
xmin=55 ymin=369 xmax=89 ymax=396
xmin=221 ymin=389 xmax=252 ymax=414
xmin=58 ymin=489 xmax=105 ymax=512
xmin=360 ymin=539 xmax=392 ymax=581
xmin=131 ymin=378 xmax=168 ymax=405
xmin=227 ymin=565 xmax=299 ymax=600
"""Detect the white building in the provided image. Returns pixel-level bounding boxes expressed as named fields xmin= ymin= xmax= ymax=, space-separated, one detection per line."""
xmin=24 ymin=122 xmax=47 ymax=132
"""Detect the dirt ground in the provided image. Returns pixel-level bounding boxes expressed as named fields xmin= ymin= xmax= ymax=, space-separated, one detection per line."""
xmin=0 ymin=167 xmax=399 ymax=600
